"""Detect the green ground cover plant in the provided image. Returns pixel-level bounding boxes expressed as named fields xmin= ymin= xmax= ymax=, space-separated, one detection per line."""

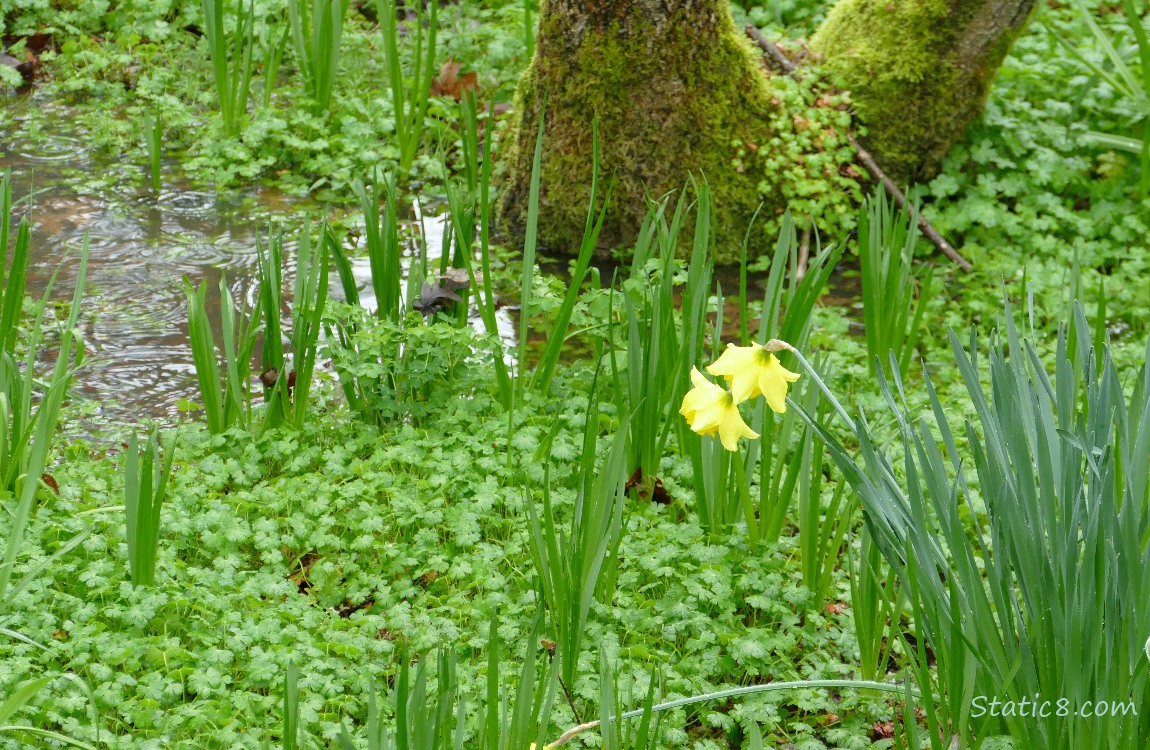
xmin=3 ymin=0 xmax=1150 ymax=747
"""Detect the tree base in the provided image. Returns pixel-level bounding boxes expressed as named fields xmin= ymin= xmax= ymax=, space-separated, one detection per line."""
xmin=496 ymin=1 xmax=861 ymax=263
xmin=812 ymin=0 xmax=1037 ymax=182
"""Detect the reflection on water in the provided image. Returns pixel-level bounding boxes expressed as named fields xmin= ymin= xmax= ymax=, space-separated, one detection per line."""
xmin=0 ymin=151 xmax=291 ymax=430
xmin=8 ymin=133 xmax=88 ymax=163
xmin=0 ymin=114 xmax=513 ymax=433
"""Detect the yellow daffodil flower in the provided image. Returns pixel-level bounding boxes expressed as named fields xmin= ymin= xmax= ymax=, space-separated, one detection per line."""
xmin=706 ymin=340 xmax=800 ymax=412
xmin=679 ymin=367 xmax=759 ymax=451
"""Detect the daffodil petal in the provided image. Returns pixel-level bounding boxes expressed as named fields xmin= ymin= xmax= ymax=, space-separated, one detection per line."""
xmin=717 ymin=404 xmax=759 ymax=451
xmin=680 ymin=368 xmax=728 ymax=420
xmin=680 ymin=386 xmax=725 ymax=415
xmin=706 ymin=343 xmax=760 ymax=378
xmin=778 ymin=359 xmax=801 ymax=382
xmin=759 ymin=354 xmax=800 ymax=413
xmin=727 ymin=370 xmax=761 ymax=403
xmin=689 ymin=366 xmax=715 ymax=389
xmin=762 ymin=375 xmax=788 ymax=413
xmin=691 ymin=410 xmax=723 ymax=435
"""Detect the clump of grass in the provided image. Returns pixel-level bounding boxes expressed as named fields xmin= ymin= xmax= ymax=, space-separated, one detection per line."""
xmin=258 ymin=222 xmax=330 ymax=429
xmin=478 ymin=615 xmax=559 ymax=750
xmin=849 ymin=526 xmax=900 ymax=682
xmin=260 ymin=23 xmax=290 ymax=108
xmin=0 ymin=187 xmax=89 ymax=611
xmin=597 ymin=650 xmax=661 ymax=750
xmin=1049 ymin=0 xmax=1150 ymax=196
xmin=398 ymin=94 xmax=514 ymax=406
xmin=858 ymin=186 xmax=934 ymax=376
xmin=675 ymin=207 xmax=841 ymax=544
xmin=526 ymin=383 xmax=630 ymax=697
xmin=606 ymin=181 xmax=713 ymax=493
xmin=334 ymin=619 xmax=558 ymax=749
xmin=202 ymin=0 xmax=256 ymax=137
xmin=793 ymin=366 xmax=851 ymax=609
xmin=122 ymin=430 xmax=176 ymax=587
xmin=186 ymin=221 xmax=329 ymax=435
xmin=184 ymin=274 xmax=261 ymax=434
xmin=390 ymin=651 xmax=463 ymax=749
xmin=376 ymin=0 xmax=438 ymax=172
xmin=739 ymin=214 xmax=843 ymax=548
xmin=349 ymin=172 xmax=402 ymax=323
xmin=289 ymin=0 xmax=345 ymax=116
xmin=802 ymin=300 xmax=1150 ymax=748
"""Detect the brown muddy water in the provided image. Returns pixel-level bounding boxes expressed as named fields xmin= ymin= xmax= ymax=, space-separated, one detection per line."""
xmin=0 ymin=108 xmax=499 ymax=434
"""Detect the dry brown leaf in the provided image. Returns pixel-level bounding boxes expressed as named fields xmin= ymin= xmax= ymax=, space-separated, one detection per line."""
xmin=429 ymin=59 xmax=479 ymax=100
xmin=40 ymin=473 xmax=60 ymax=495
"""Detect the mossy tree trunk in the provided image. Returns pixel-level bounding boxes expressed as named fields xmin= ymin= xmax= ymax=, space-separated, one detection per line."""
xmin=811 ymin=0 xmax=1037 ymax=182
xmin=497 ymin=0 xmax=780 ymax=260
xmin=497 ymin=0 xmax=1036 ymax=258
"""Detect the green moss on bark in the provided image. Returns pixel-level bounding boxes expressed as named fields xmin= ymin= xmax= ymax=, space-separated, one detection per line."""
xmin=811 ymin=0 xmax=1036 ymax=182
xmin=497 ymin=0 xmax=862 ymax=263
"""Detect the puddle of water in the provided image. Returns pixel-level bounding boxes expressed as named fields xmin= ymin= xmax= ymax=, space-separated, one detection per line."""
xmin=336 ymin=200 xmax=517 ymax=351
xmin=8 ymin=133 xmax=89 ymax=164
xmin=0 ymin=112 xmax=514 ymax=434
xmin=0 ymin=164 xmax=288 ymax=431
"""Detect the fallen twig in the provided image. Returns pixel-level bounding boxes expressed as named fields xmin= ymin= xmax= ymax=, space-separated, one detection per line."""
xmin=744 ymin=25 xmax=973 ymax=273
xmin=745 ymin=25 xmax=799 ymax=75
xmin=845 ymin=133 xmax=972 ymax=272
xmin=558 ymin=673 xmax=582 ymax=725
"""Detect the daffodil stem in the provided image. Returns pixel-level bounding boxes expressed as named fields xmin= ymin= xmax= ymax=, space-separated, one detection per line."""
xmin=786 ymin=349 xmax=855 ymax=429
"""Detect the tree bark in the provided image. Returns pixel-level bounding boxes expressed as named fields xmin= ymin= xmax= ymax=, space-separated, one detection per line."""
xmin=497 ymin=0 xmax=1035 ymax=259
xmin=811 ymin=0 xmax=1037 ymax=182
xmin=497 ymin=0 xmax=787 ymax=261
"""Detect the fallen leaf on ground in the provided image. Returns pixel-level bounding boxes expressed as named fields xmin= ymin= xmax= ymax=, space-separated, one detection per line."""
xmin=413 ymin=281 xmax=463 ymax=316
xmin=430 ymin=59 xmax=478 ymax=100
